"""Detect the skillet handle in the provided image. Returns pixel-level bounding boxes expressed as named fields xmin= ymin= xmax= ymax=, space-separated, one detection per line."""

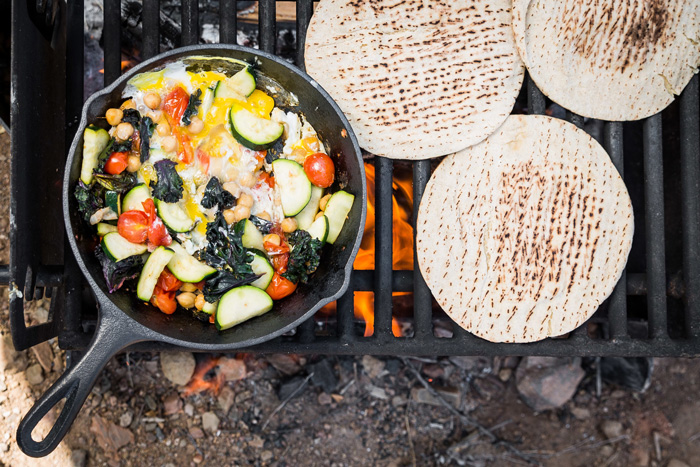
xmin=17 ymin=313 xmax=145 ymax=457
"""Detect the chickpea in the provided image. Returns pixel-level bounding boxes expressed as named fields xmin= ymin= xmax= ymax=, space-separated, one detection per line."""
xmin=126 ymin=155 xmax=141 ymax=173
xmin=187 ymin=117 xmax=204 ymax=134
xmin=264 ymin=233 xmax=281 ymax=246
xmin=161 ymin=135 xmax=177 ymax=153
xmin=319 ymin=194 xmax=332 ymax=211
xmin=105 ymin=108 xmax=123 ymax=126
xmin=180 ymin=283 xmax=198 ymax=293
xmin=257 ymin=211 xmax=271 ymax=221
xmin=223 ymin=209 xmax=236 ymax=225
xmin=176 ymin=292 xmax=196 ymax=309
xmin=224 ymin=166 xmax=239 ymax=182
xmin=148 ymin=110 xmax=164 ymax=122
xmin=222 ymin=181 xmax=240 ymax=198
xmin=156 ymin=121 xmax=171 ymax=137
xmin=194 ymin=293 xmax=206 ymax=311
xmin=232 ymin=205 xmax=251 ymax=222
xmin=238 ymin=172 xmax=255 ymax=188
xmin=115 ymin=122 xmax=134 ymax=141
xmin=281 ymin=217 xmax=298 ymax=233
xmin=314 ymin=211 xmax=325 ymax=221
xmin=238 ymin=193 xmax=254 ymax=208
xmin=120 ymin=99 xmax=136 ymax=110
xmin=144 ymin=91 xmax=161 ymax=110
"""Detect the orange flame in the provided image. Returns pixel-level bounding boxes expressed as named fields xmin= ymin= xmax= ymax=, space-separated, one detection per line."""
xmin=352 ymin=162 xmax=413 ymax=337
xmin=183 ymin=356 xmax=224 ymax=396
xmin=98 ymin=60 xmax=134 ymax=74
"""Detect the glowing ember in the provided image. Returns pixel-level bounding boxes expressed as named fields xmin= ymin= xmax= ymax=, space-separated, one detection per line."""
xmin=98 ymin=60 xmax=134 ymax=74
xmin=183 ymin=356 xmax=224 ymax=396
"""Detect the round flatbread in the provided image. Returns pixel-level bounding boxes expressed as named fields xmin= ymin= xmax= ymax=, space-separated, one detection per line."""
xmin=512 ymin=0 xmax=700 ymax=121
xmin=416 ymin=115 xmax=633 ymax=343
xmin=304 ymin=0 xmax=524 ymax=160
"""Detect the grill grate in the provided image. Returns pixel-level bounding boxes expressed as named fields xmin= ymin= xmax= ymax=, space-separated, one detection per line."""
xmin=6 ymin=0 xmax=700 ymax=356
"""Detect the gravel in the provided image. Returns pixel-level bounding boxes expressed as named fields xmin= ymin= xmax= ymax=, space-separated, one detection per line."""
xmin=25 ymin=364 xmax=44 ymax=386
xmin=160 ymin=352 xmax=196 ymax=386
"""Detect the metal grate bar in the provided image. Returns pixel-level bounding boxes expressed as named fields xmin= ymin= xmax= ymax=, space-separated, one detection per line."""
xmin=373 ymin=157 xmax=394 ymax=338
xmin=337 ymin=290 xmax=356 ymax=341
xmin=142 ymin=0 xmax=160 ymax=59
xmin=567 ymin=111 xmax=584 ymax=129
xmin=181 ymin=0 xmax=199 ymax=46
xmin=297 ymin=317 xmax=315 ymax=343
xmin=220 ymin=0 xmax=237 ymax=44
xmin=680 ymin=75 xmax=700 ymax=339
xmin=643 ymin=114 xmax=668 ymax=338
xmin=527 ymin=75 xmax=545 ymax=115
xmin=412 ymin=160 xmax=433 ymax=339
xmin=259 ymin=0 xmax=276 ymax=54
xmin=604 ymin=122 xmax=628 ymax=338
xmin=103 ymin=0 xmax=121 ymax=85
xmin=296 ymin=0 xmax=314 ymax=69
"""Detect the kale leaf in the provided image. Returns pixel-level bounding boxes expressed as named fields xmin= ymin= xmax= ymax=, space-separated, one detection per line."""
xmin=182 ymin=88 xmax=202 ymax=126
xmin=200 ymin=176 xmax=235 ymax=210
xmin=202 ymin=270 xmax=260 ymax=303
xmin=94 ymin=172 xmax=137 ymax=194
xmin=111 ymin=139 xmax=132 ymax=153
xmin=95 ymin=246 xmax=145 ymax=293
xmin=121 ymin=108 xmax=141 ymax=126
xmin=74 ymin=181 xmax=104 ymax=223
xmin=139 ymin=116 xmax=156 ymax=163
xmin=282 ymin=230 xmax=323 ymax=284
xmin=150 ymin=159 xmax=183 ymax=202
xmin=249 ymin=215 xmax=272 ymax=235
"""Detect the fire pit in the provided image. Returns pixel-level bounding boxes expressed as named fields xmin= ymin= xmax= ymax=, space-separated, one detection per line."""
xmin=4 ymin=0 xmax=700 ymax=368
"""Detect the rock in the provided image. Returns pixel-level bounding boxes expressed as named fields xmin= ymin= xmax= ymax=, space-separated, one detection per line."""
xmin=25 ymin=364 xmax=44 ymax=385
xmin=261 ymin=450 xmax=273 ymax=462
xmin=0 ymin=443 xmax=8 ymax=453
xmin=600 ymin=446 xmax=614 ymax=458
xmin=188 ymin=427 xmax=204 ymax=439
xmin=515 ymin=357 xmax=585 ymax=412
xmin=1 ymin=334 xmax=27 ymax=372
xmin=392 ymin=395 xmax=408 ymax=407
xmin=601 ymin=420 xmax=624 ymax=439
xmin=667 ymin=460 xmax=690 ymax=467
xmin=317 ymin=392 xmax=332 ymax=405
xmin=309 ymin=359 xmax=337 ymax=393
xmin=184 ymin=403 xmax=194 ymax=417
xmin=502 ymin=356 xmax=521 ymax=369
xmin=249 ymin=435 xmax=264 ymax=449
xmin=410 ymin=386 xmax=461 ymax=408
xmin=90 ymin=415 xmax=134 ymax=452
xmin=630 ymin=446 xmax=650 ymax=467
xmin=162 ymin=393 xmax=182 ymax=415
xmin=422 ymin=364 xmax=444 ymax=379
xmin=218 ymin=386 xmax=235 ymax=414
xmin=361 ymin=355 xmax=385 ymax=378
xmin=366 ymin=385 xmax=388 ymax=400
xmin=331 ymin=394 xmax=343 ymax=403
xmin=571 ymin=407 xmax=591 ymax=421
xmin=202 ymin=412 xmax=220 ymax=433
xmin=118 ymin=411 xmax=133 ymax=428
xmin=71 ymin=449 xmax=87 ymax=467
xmin=33 ymin=307 xmax=49 ymax=324
xmin=193 ymin=454 xmax=203 ymax=464
xmin=31 ymin=342 xmax=54 ymax=373
xmin=217 ymin=357 xmax=247 ymax=381
xmin=266 ymin=354 xmax=302 ymax=376
xmin=498 ymin=368 xmax=513 ymax=382
xmin=385 ymin=359 xmax=401 ymax=374
xmin=449 ymin=356 xmax=491 ymax=372
xmin=277 ymin=376 xmax=307 ymax=401
xmin=160 ymin=352 xmax=196 ymax=386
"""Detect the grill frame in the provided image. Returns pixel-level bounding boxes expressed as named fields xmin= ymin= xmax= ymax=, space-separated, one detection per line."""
xmin=7 ymin=0 xmax=700 ymax=356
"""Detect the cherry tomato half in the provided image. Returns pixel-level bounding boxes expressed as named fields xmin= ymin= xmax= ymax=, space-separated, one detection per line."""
xmin=255 ymin=171 xmax=275 ymax=189
xmin=142 ymin=199 xmax=172 ymax=247
xmin=105 ymin=152 xmax=129 ymax=175
xmin=176 ymin=131 xmax=194 ymax=164
xmin=265 ymin=273 xmax=297 ymax=300
xmin=162 ymin=86 xmax=189 ymax=125
xmin=303 ymin=153 xmax=335 ymax=188
xmin=151 ymin=285 xmax=177 ymax=314
xmin=270 ymin=253 xmax=288 ymax=274
xmin=157 ymin=267 xmax=182 ymax=293
xmin=117 ymin=210 xmax=149 ymax=243
xmin=264 ymin=241 xmax=290 ymax=255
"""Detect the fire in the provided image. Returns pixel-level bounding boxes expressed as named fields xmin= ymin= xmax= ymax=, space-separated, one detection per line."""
xmin=98 ymin=60 xmax=134 ymax=74
xmin=352 ymin=162 xmax=413 ymax=337
xmin=183 ymin=356 xmax=224 ymax=396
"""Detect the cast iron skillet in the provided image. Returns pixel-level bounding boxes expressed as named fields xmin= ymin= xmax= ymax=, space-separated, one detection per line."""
xmin=17 ymin=44 xmax=366 ymax=457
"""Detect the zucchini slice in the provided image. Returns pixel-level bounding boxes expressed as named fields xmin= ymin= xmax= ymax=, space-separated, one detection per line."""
xmin=167 ymin=243 xmax=217 ymax=283
xmin=229 ymin=106 xmax=284 ymax=151
xmin=323 ymin=191 xmax=355 ymax=244
xmin=96 ymin=222 xmax=118 ymax=236
xmin=249 ymin=252 xmax=274 ymax=290
xmin=216 ymin=285 xmax=273 ymax=331
xmin=101 ymin=232 xmax=148 ymax=262
xmin=202 ymin=300 xmax=217 ymax=315
xmin=295 ymin=185 xmax=324 ymax=231
xmin=122 ymin=184 xmax=151 ymax=212
xmin=81 ymin=126 xmax=110 ymax=185
xmin=155 ymin=199 xmax=195 ymax=233
xmin=241 ymin=219 xmax=264 ymax=251
xmin=227 ymin=67 xmax=256 ymax=97
xmin=306 ymin=215 xmax=329 ymax=243
xmin=137 ymin=246 xmax=175 ymax=301
xmin=272 ymin=159 xmax=312 ymax=217
xmin=200 ymin=86 xmax=215 ymax=118
xmin=105 ymin=191 xmax=121 ymax=216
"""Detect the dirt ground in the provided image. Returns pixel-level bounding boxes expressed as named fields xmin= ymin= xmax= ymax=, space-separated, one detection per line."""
xmin=0 ymin=131 xmax=699 ymax=467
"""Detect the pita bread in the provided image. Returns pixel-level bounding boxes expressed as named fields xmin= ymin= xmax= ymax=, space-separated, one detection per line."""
xmin=512 ymin=0 xmax=700 ymax=121
xmin=304 ymin=0 xmax=524 ymax=160
xmin=416 ymin=115 xmax=633 ymax=343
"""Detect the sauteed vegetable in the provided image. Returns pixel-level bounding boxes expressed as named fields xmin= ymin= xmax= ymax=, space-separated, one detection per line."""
xmin=76 ymin=59 xmax=354 ymax=331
